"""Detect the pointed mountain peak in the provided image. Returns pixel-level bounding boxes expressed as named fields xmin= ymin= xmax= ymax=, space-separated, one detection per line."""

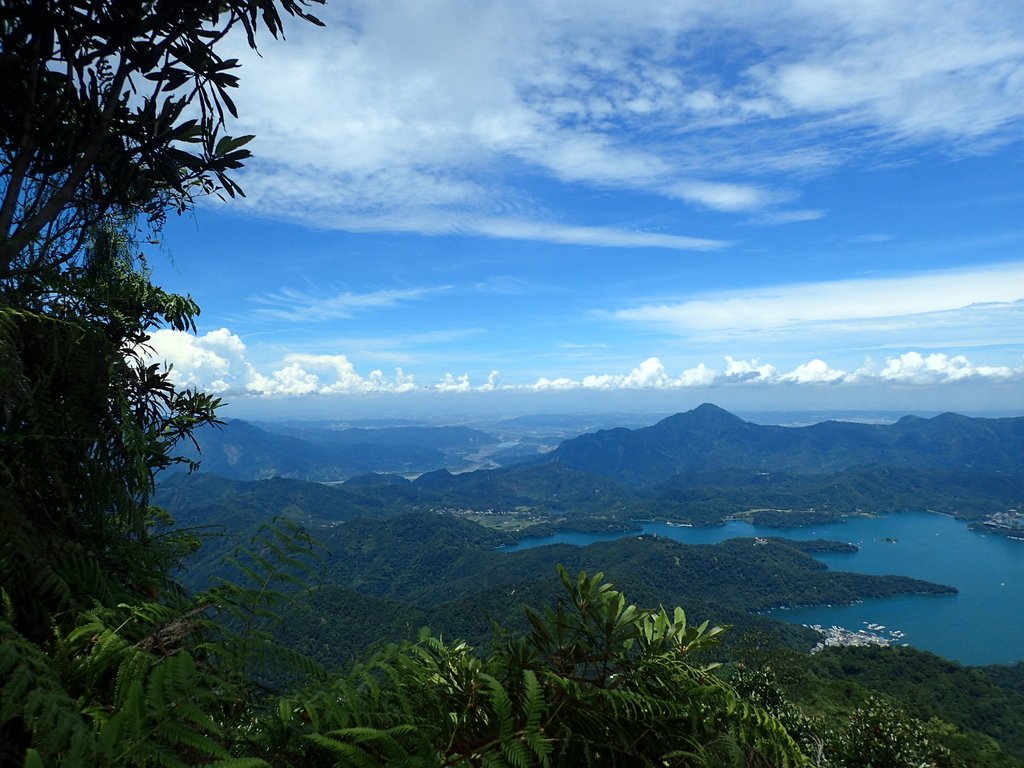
xmin=692 ymin=402 xmax=740 ymax=419
xmin=651 ymin=405 xmax=749 ymax=436
xmin=657 ymin=403 xmax=744 ymax=429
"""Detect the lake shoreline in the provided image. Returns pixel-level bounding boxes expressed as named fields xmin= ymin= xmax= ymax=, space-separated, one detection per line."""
xmin=500 ymin=511 xmax=1024 ymax=666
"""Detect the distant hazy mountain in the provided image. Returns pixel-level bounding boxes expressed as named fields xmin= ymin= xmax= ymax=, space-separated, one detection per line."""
xmin=175 ymin=419 xmax=497 ymax=481
xmin=548 ymin=403 xmax=1024 ymax=487
xmin=161 ymin=404 xmax=1023 ymax=540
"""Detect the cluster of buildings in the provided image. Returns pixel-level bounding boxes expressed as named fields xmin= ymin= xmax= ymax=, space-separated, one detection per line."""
xmin=807 ymin=622 xmax=907 ymax=653
xmin=973 ymin=509 xmax=1024 ymax=540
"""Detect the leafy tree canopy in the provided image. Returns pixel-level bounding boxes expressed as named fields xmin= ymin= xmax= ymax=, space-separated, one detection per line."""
xmin=0 ymin=0 xmax=323 ymax=641
xmin=0 ymin=0 xmax=323 ymax=280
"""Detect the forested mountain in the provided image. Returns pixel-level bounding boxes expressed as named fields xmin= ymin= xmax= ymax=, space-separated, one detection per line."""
xmin=173 ymin=489 xmax=956 ymax=661
xmin=146 ymin=403 xmax=1024 ymax=766
xmin=162 ymin=487 xmax=1024 ymax=766
xmin=168 ymin=405 xmax=1023 ymax=530
xmin=549 ymin=403 xmax=1024 ymax=486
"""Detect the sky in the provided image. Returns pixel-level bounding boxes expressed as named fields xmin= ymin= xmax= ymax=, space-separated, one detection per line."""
xmin=147 ymin=0 xmax=1024 ymax=420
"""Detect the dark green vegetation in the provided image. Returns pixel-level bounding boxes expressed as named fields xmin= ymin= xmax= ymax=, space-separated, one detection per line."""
xmin=726 ymin=645 xmax=1024 ymax=768
xmin=551 ymin=404 xmax=1024 ymax=484
xmin=0 ymin=524 xmax=815 ymax=767
xmin=161 ymin=487 xmax=1024 ymax=766
xmin=169 ymin=496 xmax=954 ymax=661
xmin=803 ymin=647 xmax=1024 ymax=760
xmin=0 ymin=0 xmax=326 ymax=642
xmin=175 ymin=404 xmax=1023 ymax=531
xmin=544 ymin=404 xmax=1023 ymax=523
xmin=0 ymin=1 xmax=869 ymax=765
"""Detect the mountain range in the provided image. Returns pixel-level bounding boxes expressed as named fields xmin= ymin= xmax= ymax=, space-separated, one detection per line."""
xmin=163 ymin=404 xmax=1023 ymax=528
xmin=548 ymin=403 xmax=1024 ymax=487
xmin=173 ymin=419 xmax=496 ymax=480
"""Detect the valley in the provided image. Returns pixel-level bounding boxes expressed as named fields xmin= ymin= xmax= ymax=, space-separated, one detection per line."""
xmin=155 ymin=403 xmax=1024 ymax=766
xmin=161 ymin=403 xmax=1024 ymax=670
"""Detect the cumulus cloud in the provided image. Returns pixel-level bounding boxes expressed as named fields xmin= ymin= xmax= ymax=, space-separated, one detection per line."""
xmin=146 ymin=329 xmax=1023 ymax=398
xmin=720 ymin=357 xmax=779 ymax=384
xmin=575 ymin=357 xmax=715 ymax=390
xmin=865 ymin=351 xmax=1020 ymax=384
xmin=435 ymin=373 xmax=472 ymax=393
xmin=147 ymin=328 xmax=254 ymax=394
xmin=146 ymin=329 xmax=418 ymax=397
xmin=478 ymin=371 xmax=501 ymax=391
xmin=780 ymin=359 xmax=847 ymax=384
xmin=518 ymin=354 xmax=1023 ymax=391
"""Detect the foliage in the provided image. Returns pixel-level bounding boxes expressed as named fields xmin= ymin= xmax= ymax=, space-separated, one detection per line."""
xmin=0 ymin=224 xmax=220 ymax=641
xmin=829 ymin=696 xmax=956 ymax=768
xmin=0 ymin=518 xmax=324 ymax=767
xmin=0 ymin=0 xmax=326 ymax=642
xmin=729 ymin=643 xmax=1023 ymax=768
xmin=2 ymin=524 xmax=814 ymax=768
xmin=729 ymin=658 xmax=1023 ymax=768
xmin=806 ymin=646 xmax=1024 ymax=761
xmin=1 ymin=2 xmax=1018 ymax=767
xmin=254 ymin=564 xmax=813 ymax=767
xmin=0 ymin=0 xmax=324 ymax=279
xmin=1 ymin=0 xmax=322 ymax=762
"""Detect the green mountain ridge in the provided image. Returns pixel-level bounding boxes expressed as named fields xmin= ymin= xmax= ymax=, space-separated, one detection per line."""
xmin=149 ymin=403 xmax=1024 ymax=766
xmin=549 ymin=403 xmax=1024 ymax=486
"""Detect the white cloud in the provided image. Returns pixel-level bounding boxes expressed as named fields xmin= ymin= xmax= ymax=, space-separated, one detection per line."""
xmin=248 ymin=286 xmax=443 ymax=322
xmin=147 ymin=328 xmax=254 ymax=394
xmin=754 ymin=209 xmax=826 ymax=226
xmin=575 ymin=357 xmax=714 ymax=390
xmin=528 ymin=376 xmax=581 ymax=392
xmin=781 ymin=358 xmax=847 ymax=384
xmin=610 ymin=262 xmax=1024 ymax=340
xmin=759 ymin=4 xmax=1024 ymax=142
xmin=217 ymin=1 xmax=1024 ymax=244
xmin=720 ymin=357 xmax=779 ymax=384
xmin=248 ymin=362 xmax=320 ymax=396
xmin=147 ymin=329 xmax=418 ymax=396
xmin=666 ymin=181 xmax=780 ymax=212
xmin=435 ymin=373 xmax=472 ymax=393
xmin=478 ymin=370 xmax=501 ymax=391
xmin=518 ymin=354 xmax=1023 ymax=391
xmin=146 ymin=329 xmax=1023 ymax=398
xmin=470 ymin=219 xmax=726 ymax=251
xmin=863 ymin=351 xmax=1020 ymax=384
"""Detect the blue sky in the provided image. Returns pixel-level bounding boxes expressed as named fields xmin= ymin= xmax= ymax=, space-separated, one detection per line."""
xmin=147 ymin=0 xmax=1024 ymax=418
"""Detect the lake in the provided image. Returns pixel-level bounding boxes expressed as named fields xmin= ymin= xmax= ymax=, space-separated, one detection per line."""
xmin=502 ymin=512 xmax=1024 ymax=665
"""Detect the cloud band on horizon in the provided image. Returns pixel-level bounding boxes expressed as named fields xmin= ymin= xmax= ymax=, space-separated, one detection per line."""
xmin=147 ymin=328 xmax=1023 ymax=399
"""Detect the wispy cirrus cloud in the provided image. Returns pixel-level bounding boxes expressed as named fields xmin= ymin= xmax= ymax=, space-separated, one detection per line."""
xmin=469 ymin=219 xmax=726 ymax=250
xmin=246 ymin=285 xmax=447 ymax=322
xmin=221 ymin=0 xmax=1024 ymax=245
xmin=608 ymin=262 xmax=1024 ymax=347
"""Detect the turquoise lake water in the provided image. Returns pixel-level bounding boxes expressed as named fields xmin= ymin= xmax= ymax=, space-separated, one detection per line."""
xmin=502 ymin=512 xmax=1024 ymax=665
